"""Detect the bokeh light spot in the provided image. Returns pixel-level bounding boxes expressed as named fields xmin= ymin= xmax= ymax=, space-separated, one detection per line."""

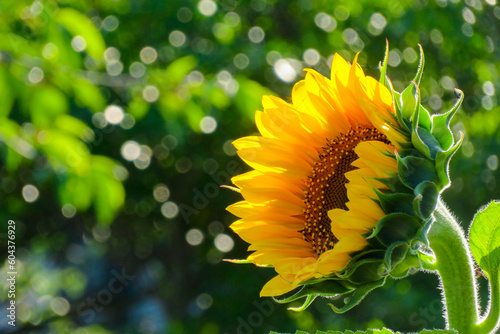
xmin=248 ymin=26 xmax=265 ymax=43
xmin=104 ymin=105 xmax=124 ymax=124
xmin=169 ymin=30 xmax=186 ymax=47
xmin=314 ymin=13 xmax=337 ymax=32
xmin=483 ymin=81 xmax=495 ymax=96
xmin=140 ymin=47 xmax=158 ymax=64
xmin=487 ymin=155 xmax=498 ymax=171
xmin=303 ymin=49 xmax=320 ymax=66
xmin=403 ymin=47 xmax=417 ymax=63
xmin=62 ymin=204 xmax=76 ymax=218
xmin=142 ymin=85 xmax=160 ymax=103
xmin=23 ymin=184 xmax=39 ymax=202
xmin=161 ymin=201 xmax=179 ymax=218
xmin=214 ymin=234 xmax=234 ymax=252
xmin=121 ymin=141 xmax=141 ymax=161
xmin=186 ymin=229 xmax=204 ymax=246
xmin=129 ymin=61 xmax=146 ymax=78
xmin=234 ymin=53 xmax=250 ymax=69
xmin=42 ymin=43 xmax=59 ymax=59
xmin=153 ymin=184 xmax=171 ymax=203
xmin=28 ymin=67 xmax=44 ymax=84
xmin=71 ymin=36 xmax=87 ymax=52
xmin=274 ymin=59 xmax=295 ymax=82
xmin=196 ymin=293 xmax=213 ymax=310
xmin=50 ymin=297 xmax=70 ymax=316
xmin=198 ymin=0 xmax=217 ymax=16
xmin=104 ymin=47 xmax=120 ymax=64
xmin=200 ymin=116 xmax=217 ymax=134
xmin=102 ymin=15 xmax=119 ymax=31
xmin=177 ymin=7 xmax=193 ymax=22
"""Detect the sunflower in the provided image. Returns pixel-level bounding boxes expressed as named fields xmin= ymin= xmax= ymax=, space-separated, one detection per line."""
xmin=228 ymin=53 xmax=410 ymax=297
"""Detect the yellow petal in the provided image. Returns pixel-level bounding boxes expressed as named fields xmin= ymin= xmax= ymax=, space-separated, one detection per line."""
xmin=260 ymin=275 xmax=298 ymax=297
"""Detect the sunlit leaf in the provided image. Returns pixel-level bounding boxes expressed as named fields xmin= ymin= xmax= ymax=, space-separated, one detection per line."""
xmin=55 ymin=8 xmax=106 ymax=60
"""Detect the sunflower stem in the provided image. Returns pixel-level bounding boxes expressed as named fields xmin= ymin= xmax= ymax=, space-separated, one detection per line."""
xmin=428 ymin=198 xmax=479 ymax=333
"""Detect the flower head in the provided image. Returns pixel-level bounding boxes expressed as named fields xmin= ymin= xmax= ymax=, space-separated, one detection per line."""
xmin=228 ymin=45 xmax=462 ymax=311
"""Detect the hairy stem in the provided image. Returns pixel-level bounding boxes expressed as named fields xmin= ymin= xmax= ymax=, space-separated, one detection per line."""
xmin=427 ymin=199 xmax=479 ymax=333
xmin=473 ymin=272 xmax=500 ymax=334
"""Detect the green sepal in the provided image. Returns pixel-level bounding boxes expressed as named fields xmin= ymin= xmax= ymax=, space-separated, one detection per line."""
xmin=413 ymin=181 xmax=439 ymax=220
xmin=342 ymin=259 xmax=385 ymax=284
xmin=391 ymin=85 xmax=412 ymax=133
xmin=435 ymin=132 xmax=463 ymax=189
xmin=431 ymin=89 xmax=463 ymax=151
xmin=397 ymin=148 xmax=426 ymax=159
xmin=408 ymin=84 xmax=433 ymax=159
xmin=223 ymin=259 xmax=255 ymax=264
xmin=389 ymin=252 xmax=422 ymax=279
xmin=413 ymin=217 xmax=435 ymax=247
xmin=336 ymin=249 xmax=385 ymax=283
xmin=297 ymin=250 xmax=385 ymax=287
xmin=287 ymin=295 xmax=317 ymax=312
xmin=412 ymin=44 xmax=425 ymax=86
xmin=273 ymin=279 xmax=352 ymax=306
xmin=375 ymin=175 xmax=413 ymax=195
xmin=400 ymin=82 xmax=418 ymax=121
xmin=415 ymin=105 xmax=432 ymax=132
xmin=383 ymin=241 xmax=410 ymax=271
xmin=328 ymin=277 xmax=387 ymax=313
xmin=414 ymin=127 xmax=442 ymax=160
xmin=396 ymin=154 xmax=439 ymax=190
xmin=376 ymin=191 xmax=415 ymax=216
xmin=379 ymin=39 xmax=389 ymax=85
xmin=368 ymin=212 xmax=421 ymax=246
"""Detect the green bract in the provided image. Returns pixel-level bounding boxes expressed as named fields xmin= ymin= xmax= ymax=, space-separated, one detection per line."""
xmin=273 ymin=44 xmax=463 ymax=313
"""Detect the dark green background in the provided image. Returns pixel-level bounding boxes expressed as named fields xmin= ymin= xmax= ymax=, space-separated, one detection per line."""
xmin=0 ymin=0 xmax=499 ymax=333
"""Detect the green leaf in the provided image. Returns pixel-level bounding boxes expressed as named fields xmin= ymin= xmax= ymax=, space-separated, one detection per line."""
xmin=55 ymin=8 xmax=106 ymax=61
xmin=91 ymin=156 xmax=125 ymax=225
xmin=54 ymin=115 xmax=93 ymax=141
xmin=417 ymin=330 xmax=457 ymax=334
xmin=469 ymin=201 xmax=500 ymax=279
xmin=270 ymin=329 xmax=457 ymax=334
xmin=0 ymin=67 xmax=15 ymax=118
xmin=72 ymin=77 xmax=107 ymax=113
xmin=128 ymin=94 xmax=151 ymax=121
xmin=58 ymin=174 xmax=93 ymax=211
xmin=39 ymin=130 xmax=91 ymax=175
xmin=162 ymin=55 xmax=198 ymax=86
xmin=235 ymin=77 xmax=273 ymax=121
xmin=29 ymin=87 xmax=69 ymax=128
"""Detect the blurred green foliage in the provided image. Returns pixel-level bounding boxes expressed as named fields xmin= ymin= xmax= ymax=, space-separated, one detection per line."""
xmin=0 ymin=0 xmax=499 ymax=333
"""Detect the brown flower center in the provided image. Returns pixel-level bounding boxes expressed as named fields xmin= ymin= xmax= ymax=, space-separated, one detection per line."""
xmin=301 ymin=126 xmax=390 ymax=255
